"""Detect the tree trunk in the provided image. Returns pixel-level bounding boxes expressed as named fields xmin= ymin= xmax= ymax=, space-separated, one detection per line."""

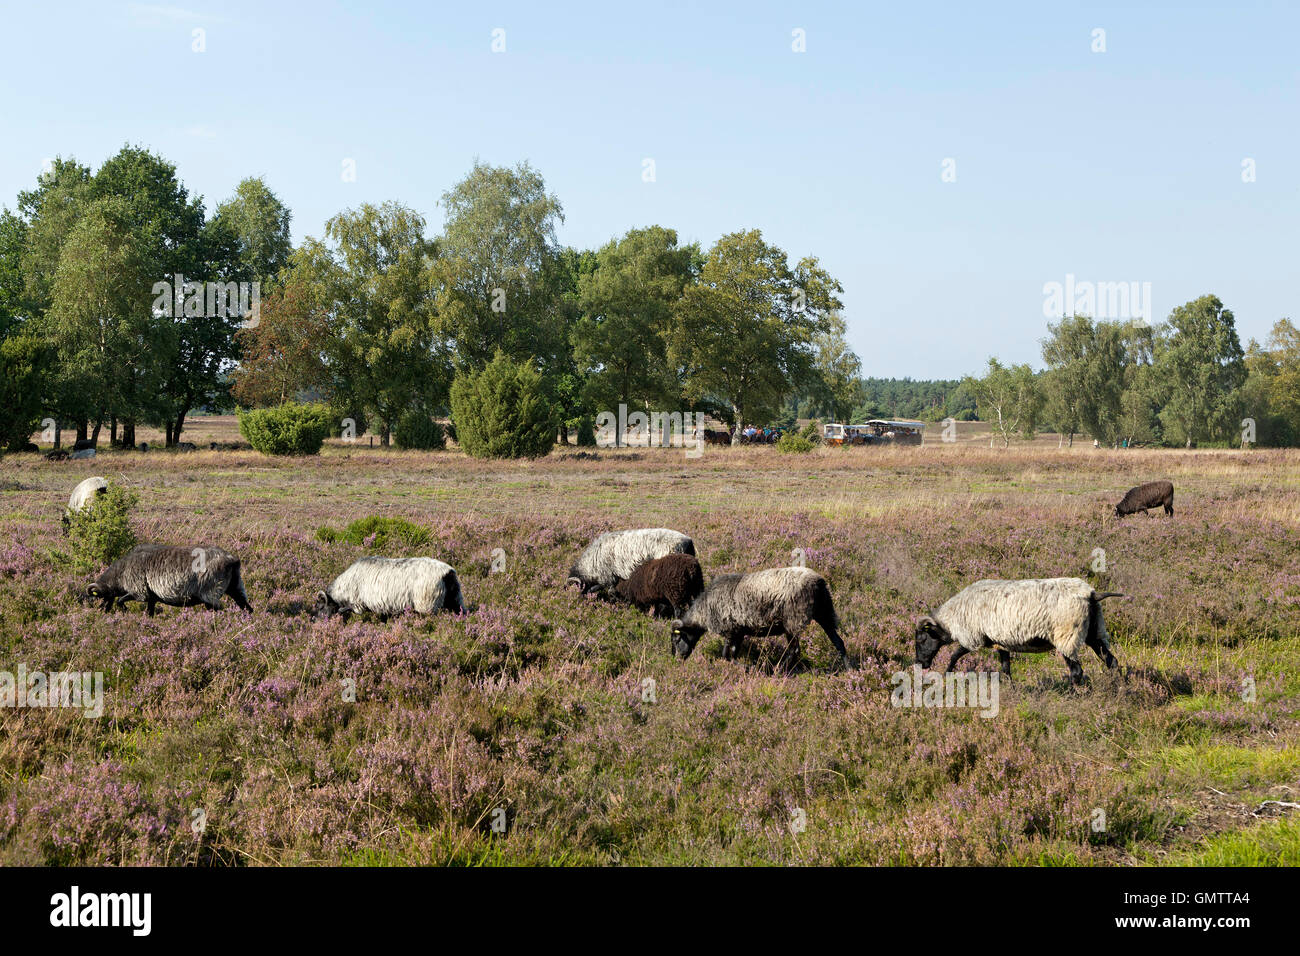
xmin=173 ymin=409 xmax=188 ymax=446
xmin=381 ymin=423 xmax=390 ymax=448
xmin=90 ymin=420 xmax=103 ymax=447
xmin=54 ymin=423 xmax=62 ymax=449
xmin=731 ymin=405 xmax=743 ymax=446
xmin=76 ymin=421 xmax=88 ymax=443
xmin=165 ymin=421 xmax=174 ymax=447
xmin=122 ymin=421 xmax=135 ymax=448
xmin=110 ymin=416 xmax=118 ymax=447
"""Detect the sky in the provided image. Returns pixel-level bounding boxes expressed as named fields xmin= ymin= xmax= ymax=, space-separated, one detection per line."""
xmin=1 ymin=0 xmax=1296 ymax=379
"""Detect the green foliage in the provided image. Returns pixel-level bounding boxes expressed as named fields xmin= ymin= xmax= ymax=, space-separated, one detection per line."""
xmin=1156 ymin=295 xmax=1246 ymax=448
xmin=797 ymin=421 xmax=822 ymax=443
xmin=315 ymin=515 xmax=431 ymax=549
xmin=572 ymin=226 xmax=698 ymax=413
xmin=0 ymin=330 xmax=52 ymax=449
xmin=963 ymin=358 xmax=1043 ymax=447
xmin=776 ymin=433 xmax=815 ymax=454
xmin=670 ymin=230 xmax=841 ymax=429
xmin=433 ymin=161 xmax=567 ymax=369
xmin=575 ymin=416 xmax=597 ymax=446
xmin=449 ymin=351 xmax=556 ymax=459
xmin=394 ymin=411 xmax=446 ymax=450
xmin=66 ymin=482 xmax=138 ymax=573
xmin=300 ymin=203 xmax=450 ymax=446
xmin=238 ymin=402 xmax=332 ymax=456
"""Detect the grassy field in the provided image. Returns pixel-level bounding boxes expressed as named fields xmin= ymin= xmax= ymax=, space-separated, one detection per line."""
xmin=1 ymin=419 xmax=1298 ymax=865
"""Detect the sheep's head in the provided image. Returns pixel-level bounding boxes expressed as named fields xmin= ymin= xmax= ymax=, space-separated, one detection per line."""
xmin=914 ymin=616 xmax=950 ymax=668
xmin=312 ymin=590 xmax=344 ymax=621
xmin=86 ymin=581 xmax=118 ymax=611
xmin=670 ymin=619 xmax=704 ymax=659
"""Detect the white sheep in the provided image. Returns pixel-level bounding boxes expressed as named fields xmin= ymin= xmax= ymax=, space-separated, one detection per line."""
xmin=670 ymin=566 xmax=849 ymax=669
xmin=314 ymin=557 xmax=464 ymax=620
xmin=915 ymin=577 xmax=1123 ymax=685
xmin=68 ymin=476 xmax=109 ymax=513
xmin=566 ymin=528 xmax=695 ymax=594
xmin=63 ymin=476 xmax=109 ymax=534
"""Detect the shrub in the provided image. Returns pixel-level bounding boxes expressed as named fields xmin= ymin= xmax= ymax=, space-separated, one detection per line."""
xmin=239 ymin=403 xmax=332 ymax=456
xmin=798 ymin=421 xmax=822 ymax=444
xmin=394 ymin=411 xmax=446 ymax=450
xmin=449 ymin=351 xmax=556 ymax=459
xmin=776 ymin=433 xmax=815 ymax=454
xmin=66 ymin=482 xmax=138 ymax=573
xmin=315 ymin=515 xmax=431 ymax=549
xmin=575 ymin=416 xmax=597 ymax=447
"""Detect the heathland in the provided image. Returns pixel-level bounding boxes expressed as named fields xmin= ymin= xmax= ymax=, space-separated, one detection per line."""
xmin=1 ymin=420 xmax=1297 ymax=865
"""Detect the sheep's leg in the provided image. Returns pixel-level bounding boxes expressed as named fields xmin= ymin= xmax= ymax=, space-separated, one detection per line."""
xmin=722 ymin=633 xmax=742 ymax=661
xmin=145 ymin=593 xmax=158 ymax=617
xmin=1063 ymin=656 xmax=1084 ymax=686
xmin=781 ymin=634 xmax=801 ymax=672
xmin=944 ymin=646 xmax=970 ymax=673
xmin=997 ymin=649 xmax=1012 ymax=677
xmin=1164 ymin=501 xmax=1173 ymax=516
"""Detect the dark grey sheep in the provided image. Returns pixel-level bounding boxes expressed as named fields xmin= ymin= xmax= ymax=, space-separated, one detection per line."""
xmin=88 ymin=544 xmax=252 ymax=615
xmin=1114 ymin=479 xmax=1174 ymax=517
xmin=670 ymin=566 xmax=848 ymax=669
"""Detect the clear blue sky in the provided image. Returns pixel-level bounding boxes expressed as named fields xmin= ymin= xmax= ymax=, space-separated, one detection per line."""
xmin=1 ymin=1 xmax=1295 ymax=378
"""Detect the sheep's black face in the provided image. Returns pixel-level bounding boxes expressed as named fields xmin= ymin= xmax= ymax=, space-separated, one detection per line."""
xmin=312 ymin=591 xmax=340 ymax=621
xmin=670 ymin=621 xmax=704 ymax=659
xmin=914 ymin=618 xmax=947 ymax=669
xmin=87 ymin=583 xmax=116 ymax=611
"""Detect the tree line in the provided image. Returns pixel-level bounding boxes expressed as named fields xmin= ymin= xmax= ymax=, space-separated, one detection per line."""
xmin=968 ymin=300 xmax=1298 ymax=448
xmin=0 ymin=148 xmax=857 ymax=449
xmin=0 ymin=146 xmax=1294 ymax=452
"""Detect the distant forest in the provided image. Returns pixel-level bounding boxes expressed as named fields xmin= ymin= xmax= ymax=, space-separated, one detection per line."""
xmin=788 ymin=377 xmax=978 ymax=425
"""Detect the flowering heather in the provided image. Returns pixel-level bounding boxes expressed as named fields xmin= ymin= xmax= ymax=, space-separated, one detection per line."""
xmin=0 ymin=432 xmax=1298 ymax=865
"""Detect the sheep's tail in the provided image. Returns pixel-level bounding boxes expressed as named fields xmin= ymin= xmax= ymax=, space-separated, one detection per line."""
xmin=812 ymin=576 xmax=840 ymax=629
xmin=1094 ymin=591 xmax=1125 ymax=601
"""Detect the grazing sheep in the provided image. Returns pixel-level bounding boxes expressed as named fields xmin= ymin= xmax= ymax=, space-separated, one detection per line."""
xmin=70 ymin=448 xmax=95 ymax=459
xmin=45 ymin=449 xmax=69 ymax=461
xmin=68 ymin=476 xmax=109 ymax=513
xmin=63 ymin=476 xmax=109 ymax=534
xmin=670 ymin=566 xmax=848 ymax=669
xmin=88 ymin=544 xmax=252 ymax=615
xmin=566 ymin=528 xmax=695 ymax=594
xmin=614 ymin=553 xmax=705 ymax=618
xmin=314 ymin=557 xmax=463 ymax=621
xmin=915 ymin=578 xmax=1122 ymax=686
xmin=177 ymin=442 xmax=197 ymax=451
xmin=1114 ymin=479 xmax=1174 ymax=517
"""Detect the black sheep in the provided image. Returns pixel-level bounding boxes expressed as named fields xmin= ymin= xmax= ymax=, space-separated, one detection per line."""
xmin=1114 ymin=479 xmax=1174 ymax=517
xmin=614 ymin=553 xmax=705 ymax=618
